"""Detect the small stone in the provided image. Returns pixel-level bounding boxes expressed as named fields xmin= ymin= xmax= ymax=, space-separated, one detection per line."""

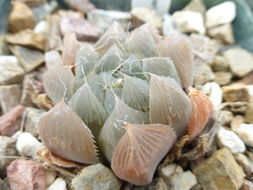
xmin=20 ymin=73 xmax=43 ymax=107
xmin=193 ymin=148 xmax=245 ymax=190
xmin=34 ymin=20 xmax=49 ymax=35
xmin=240 ymin=180 xmax=253 ymax=190
xmin=7 ymin=159 xmax=46 ymax=190
xmin=60 ymin=16 xmax=101 ymax=41
xmin=10 ymin=45 xmax=44 ymax=72
xmin=207 ymin=23 xmax=235 ymax=44
xmin=45 ymin=50 xmax=62 ymax=69
xmin=24 ymin=107 xmax=45 ymax=137
xmin=166 ymin=171 xmax=197 ymax=190
xmin=6 ymin=30 xmax=46 ymax=51
xmin=88 ymin=9 xmax=131 ymax=31
xmin=245 ymin=102 xmax=253 ymax=123
xmin=47 ymin=178 xmax=66 ymax=190
xmin=16 ymin=132 xmax=45 ymax=158
xmin=8 ymin=1 xmax=35 ymax=33
xmin=47 ymin=15 xmax=63 ymax=51
xmin=31 ymin=1 xmax=58 ymax=23
xmin=0 ymin=178 xmax=10 ymax=190
xmin=221 ymin=101 xmax=248 ymax=114
xmin=132 ymin=177 xmax=167 ymax=190
xmin=217 ymin=127 xmax=246 ymax=154
xmin=0 ymin=36 xmax=9 ymax=55
xmin=194 ymin=61 xmax=215 ymax=88
xmin=72 ymin=163 xmax=121 ymax=190
xmin=45 ymin=170 xmax=57 ymax=187
xmin=0 ymin=56 xmax=25 ymax=85
xmin=65 ymin=0 xmax=95 ymax=13
xmin=172 ymin=10 xmax=205 ymax=34
xmin=214 ymin=71 xmax=232 ymax=86
xmin=205 ymin=1 xmax=236 ymax=28
xmin=160 ymin=164 xmax=183 ymax=180
xmin=0 ymin=136 xmax=17 ymax=174
xmin=219 ymin=110 xmax=233 ymax=126
xmin=235 ymin=124 xmax=253 ymax=147
xmin=201 ymin=82 xmax=222 ymax=109
xmin=131 ymin=0 xmax=171 ymax=16
xmin=212 ymin=55 xmax=230 ymax=72
xmin=189 ymin=34 xmax=220 ymax=62
xmin=183 ymin=0 xmax=206 ymax=15
xmin=235 ymin=154 xmax=253 ymax=176
xmin=224 ymin=47 xmax=253 ymax=77
xmin=0 ymin=105 xmax=25 ymax=136
xmin=0 ymin=85 xmax=21 ymax=113
xmin=162 ymin=14 xmax=181 ymax=36
xmin=131 ymin=7 xmax=162 ymax=28
xmin=231 ymin=115 xmax=245 ymax=131
xmin=222 ymin=84 xmax=249 ymax=102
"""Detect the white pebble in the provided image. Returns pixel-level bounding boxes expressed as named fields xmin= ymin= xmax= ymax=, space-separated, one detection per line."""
xmin=160 ymin=163 xmax=183 ymax=179
xmin=235 ymin=124 xmax=253 ymax=147
xmin=34 ymin=20 xmax=49 ymax=35
xmin=217 ymin=127 xmax=246 ymax=154
xmin=0 ymin=56 xmax=18 ymax=64
xmin=172 ymin=10 xmax=205 ymax=34
xmin=47 ymin=178 xmax=66 ymax=190
xmin=201 ymin=82 xmax=222 ymax=109
xmin=16 ymin=132 xmax=45 ymax=158
xmin=206 ymin=1 xmax=236 ymax=28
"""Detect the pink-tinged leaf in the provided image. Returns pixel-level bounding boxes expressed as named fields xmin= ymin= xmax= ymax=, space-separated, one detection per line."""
xmin=94 ymin=22 xmax=127 ymax=55
xmin=62 ymin=33 xmax=81 ymax=66
xmin=150 ymin=75 xmax=191 ymax=137
xmin=157 ymin=36 xmax=194 ymax=88
xmin=99 ymin=98 xmax=149 ymax=162
xmin=111 ymin=123 xmax=176 ymax=185
xmin=43 ymin=66 xmax=75 ymax=104
xmin=39 ymin=101 xmax=98 ymax=164
xmin=187 ymin=88 xmax=213 ymax=141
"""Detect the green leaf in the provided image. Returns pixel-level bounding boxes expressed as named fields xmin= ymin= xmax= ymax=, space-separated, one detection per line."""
xmin=121 ymin=75 xmax=149 ymax=112
xmin=99 ymin=98 xmax=149 ymax=162
xmin=68 ymin=83 xmax=108 ymax=139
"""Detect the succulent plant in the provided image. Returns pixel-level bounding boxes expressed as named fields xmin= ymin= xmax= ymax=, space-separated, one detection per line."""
xmin=39 ymin=22 xmax=213 ymax=185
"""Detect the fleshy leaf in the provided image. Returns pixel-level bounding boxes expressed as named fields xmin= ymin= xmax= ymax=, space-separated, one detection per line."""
xmin=95 ymin=45 xmax=127 ymax=74
xmin=104 ymin=88 xmax=122 ymax=114
xmin=68 ymin=83 xmax=108 ymax=139
xmin=111 ymin=123 xmax=176 ymax=185
xmin=43 ymin=66 xmax=75 ymax=104
xmin=99 ymin=98 xmax=149 ymax=162
xmin=125 ymin=24 xmax=159 ymax=58
xmin=157 ymin=36 xmax=194 ymax=88
xmin=121 ymin=56 xmax=146 ymax=79
xmin=142 ymin=57 xmax=181 ymax=85
xmin=62 ymin=33 xmax=81 ymax=66
xmin=39 ymin=101 xmax=98 ymax=164
xmin=150 ymin=75 xmax=192 ymax=137
xmin=187 ymin=88 xmax=213 ymax=141
xmin=86 ymin=72 xmax=117 ymax=105
xmin=75 ymin=45 xmax=101 ymax=78
xmin=121 ymin=75 xmax=149 ymax=112
xmin=94 ymin=22 xmax=127 ymax=55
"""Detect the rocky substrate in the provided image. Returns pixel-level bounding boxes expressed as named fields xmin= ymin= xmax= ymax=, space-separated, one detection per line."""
xmin=1 ymin=0 xmax=253 ymax=189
